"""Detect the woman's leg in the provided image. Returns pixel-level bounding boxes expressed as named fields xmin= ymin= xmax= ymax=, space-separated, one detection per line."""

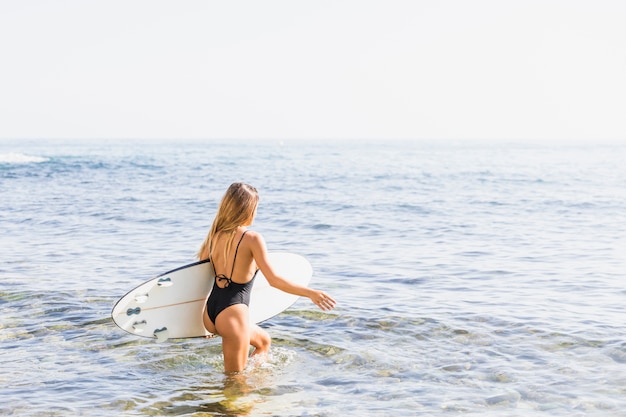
xmin=215 ymin=304 xmax=250 ymax=373
xmin=249 ymin=324 xmax=271 ymax=357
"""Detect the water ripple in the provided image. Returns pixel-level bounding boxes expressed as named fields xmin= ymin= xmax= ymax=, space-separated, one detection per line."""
xmin=1 ymin=140 xmax=625 ymax=416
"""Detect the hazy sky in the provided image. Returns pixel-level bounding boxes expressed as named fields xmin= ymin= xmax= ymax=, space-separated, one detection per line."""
xmin=1 ymin=1 xmax=624 ymax=141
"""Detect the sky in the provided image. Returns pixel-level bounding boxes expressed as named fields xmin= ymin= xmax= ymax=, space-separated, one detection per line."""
xmin=0 ymin=0 xmax=625 ymax=141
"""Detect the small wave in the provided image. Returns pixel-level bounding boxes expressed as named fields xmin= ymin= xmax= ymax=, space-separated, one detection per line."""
xmin=0 ymin=152 xmax=49 ymax=164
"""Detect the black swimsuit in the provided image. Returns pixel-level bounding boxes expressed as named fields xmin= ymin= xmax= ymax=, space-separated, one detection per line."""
xmin=206 ymin=231 xmax=258 ymax=323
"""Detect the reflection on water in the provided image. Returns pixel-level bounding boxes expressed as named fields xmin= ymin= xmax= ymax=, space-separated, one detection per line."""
xmin=151 ymin=376 xmax=257 ymax=417
xmin=113 ymin=344 xmax=300 ymax=417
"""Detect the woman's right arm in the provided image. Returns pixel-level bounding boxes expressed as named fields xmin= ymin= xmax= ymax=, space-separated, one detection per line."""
xmin=249 ymin=231 xmax=336 ymax=311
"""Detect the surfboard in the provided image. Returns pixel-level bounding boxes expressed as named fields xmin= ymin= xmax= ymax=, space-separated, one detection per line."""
xmin=111 ymin=252 xmax=312 ymax=341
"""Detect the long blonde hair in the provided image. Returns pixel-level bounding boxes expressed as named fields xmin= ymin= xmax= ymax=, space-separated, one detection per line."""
xmin=197 ymin=182 xmax=259 ymax=260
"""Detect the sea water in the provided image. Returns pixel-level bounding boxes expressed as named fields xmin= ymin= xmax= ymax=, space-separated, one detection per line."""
xmin=1 ymin=139 xmax=625 ymax=416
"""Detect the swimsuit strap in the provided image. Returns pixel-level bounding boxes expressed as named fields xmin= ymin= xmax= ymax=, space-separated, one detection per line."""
xmin=230 ymin=230 xmax=248 ymax=278
xmin=212 ymin=230 xmax=248 ymax=287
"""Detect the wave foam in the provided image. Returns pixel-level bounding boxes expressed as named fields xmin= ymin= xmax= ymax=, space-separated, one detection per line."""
xmin=0 ymin=152 xmax=49 ymax=164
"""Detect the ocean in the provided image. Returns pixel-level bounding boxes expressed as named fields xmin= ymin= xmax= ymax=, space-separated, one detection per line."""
xmin=1 ymin=139 xmax=625 ymax=416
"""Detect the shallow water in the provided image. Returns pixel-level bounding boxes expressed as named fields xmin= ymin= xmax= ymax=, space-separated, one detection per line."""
xmin=1 ymin=139 xmax=625 ymax=416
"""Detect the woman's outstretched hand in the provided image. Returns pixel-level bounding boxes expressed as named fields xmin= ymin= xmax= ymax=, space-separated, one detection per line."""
xmin=310 ymin=290 xmax=336 ymax=311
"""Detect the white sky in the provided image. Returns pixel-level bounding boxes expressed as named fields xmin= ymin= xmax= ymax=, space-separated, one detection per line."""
xmin=1 ymin=0 xmax=625 ymax=141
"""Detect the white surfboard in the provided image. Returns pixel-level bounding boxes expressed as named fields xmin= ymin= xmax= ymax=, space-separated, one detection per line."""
xmin=111 ymin=252 xmax=312 ymax=341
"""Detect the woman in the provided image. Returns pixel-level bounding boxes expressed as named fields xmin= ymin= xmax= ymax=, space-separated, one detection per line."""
xmin=198 ymin=182 xmax=336 ymax=374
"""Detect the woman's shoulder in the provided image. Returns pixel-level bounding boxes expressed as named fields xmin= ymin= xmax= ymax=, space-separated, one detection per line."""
xmin=243 ymin=229 xmax=266 ymax=248
xmin=243 ymin=229 xmax=262 ymax=240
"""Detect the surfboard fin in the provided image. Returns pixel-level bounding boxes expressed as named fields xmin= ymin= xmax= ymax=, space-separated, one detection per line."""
xmin=132 ymin=320 xmax=147 ymax=333
xmin=134 ymin=293 xmax=149 ymax=303
xmin=153 ymin=327 xmax=169 ymax=342
xmin=157 ymin=277 xmax=173 ymax=287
